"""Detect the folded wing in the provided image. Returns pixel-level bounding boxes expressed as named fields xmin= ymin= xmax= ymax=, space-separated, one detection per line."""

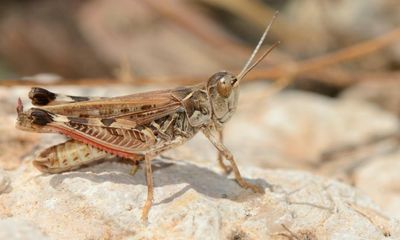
xmin=17 ymin=86 xmax=199 ymax=157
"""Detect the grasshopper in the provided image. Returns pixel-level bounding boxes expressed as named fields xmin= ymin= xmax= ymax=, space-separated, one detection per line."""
xmin=15 ymin=15 xmax=278 ymax=222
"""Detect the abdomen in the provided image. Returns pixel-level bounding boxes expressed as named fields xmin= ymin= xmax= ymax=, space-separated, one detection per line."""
xmin=33 ymin=139 xmax=114 ymax=173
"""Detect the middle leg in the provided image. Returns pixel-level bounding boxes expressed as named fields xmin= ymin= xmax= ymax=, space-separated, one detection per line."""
xmin=141 ymin=154 xmax=154 ymax=222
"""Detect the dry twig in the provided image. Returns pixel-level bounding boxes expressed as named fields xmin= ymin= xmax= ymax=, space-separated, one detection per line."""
xmin=246 ymin=27 xmax=400 ymax=85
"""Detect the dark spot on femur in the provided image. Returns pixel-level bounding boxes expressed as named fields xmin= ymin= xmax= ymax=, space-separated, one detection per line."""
xmin=30 ymin=108 xmax=54 ymax=125
xmin=101 ymin=118 xmax=116 ymax=126
xmin=70 ymin=96 xmax=90 ymax=102
xmin=29 ymin=87 xmax=56 ymax=106
xmin=120 ymin=108 xmax=129 ymax=113
xmin=68 ymin=117 xmax=89 ymax=125
xmin=141 ymin=105 xmax=152 ymax=110
xmin=79 ymin=114 xmax=90 ymax=118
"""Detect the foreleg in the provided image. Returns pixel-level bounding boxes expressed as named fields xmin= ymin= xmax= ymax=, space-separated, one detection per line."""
xmin=202 ymin=126 xmax=263 ymax=193
xmin=216 ymin=129 xmax=232 ymax=174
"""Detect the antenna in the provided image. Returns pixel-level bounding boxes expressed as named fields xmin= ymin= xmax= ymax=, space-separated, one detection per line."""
xmin=238 ymin=41 xmax=280 ymax=81
xmin=237 ymin=11 xmax=279 ymax=82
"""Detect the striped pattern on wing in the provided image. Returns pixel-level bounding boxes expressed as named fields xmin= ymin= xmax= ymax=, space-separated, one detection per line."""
xmin=65 ymin=121 xmax=154 ymax=151
xmin=29 ymin=108 xmax=158 ymax=157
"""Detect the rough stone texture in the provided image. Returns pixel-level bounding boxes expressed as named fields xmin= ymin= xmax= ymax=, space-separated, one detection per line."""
xmin=1 ymin=84 xmax=400 ymax=239
xmin=1 ymin=161 xmax=399 ymax=240
xmin=0 ymin=218 xmax=50 ymax=240
xmin=0 ymin=116 xmax=39 ymax=170
xmin=0 ymin=170 xmax=11 ymax=194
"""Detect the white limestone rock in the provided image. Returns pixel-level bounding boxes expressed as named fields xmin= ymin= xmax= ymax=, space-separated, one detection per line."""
xmin=0 ymin=160 xmax=399 ymax=240
xmin=0 ymin=218 xmax=50 ymax=240
xmin=1 ymin=84 xmax=400 ymax=239
xmin=0 ymin=170 xmax=11 ymax=194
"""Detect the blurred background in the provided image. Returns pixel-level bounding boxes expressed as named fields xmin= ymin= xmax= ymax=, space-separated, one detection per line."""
xmin=0 ymin=0 xmax=399 ymax=94
xmin=1 ymin=0 xmax=400 ymax=221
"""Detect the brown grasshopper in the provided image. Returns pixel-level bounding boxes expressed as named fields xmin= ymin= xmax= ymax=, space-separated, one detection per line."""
xmin=15 ymin=15 xmax=278 ymax=222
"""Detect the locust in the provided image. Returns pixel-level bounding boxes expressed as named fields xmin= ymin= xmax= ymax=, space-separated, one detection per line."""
xmin=15 ymin=15 xmax=279 ymax=222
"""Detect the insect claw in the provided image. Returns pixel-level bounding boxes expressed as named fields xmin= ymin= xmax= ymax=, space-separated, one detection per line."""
xmin=224 ymin=166 xmax=233 ymax=175
xmin=248 ymin=183 xmax=264 ymax=194
xmin=129 ymin=162 xmax=140 ymax=176
xmin=235 ymin=175 xmax=264 ymax=193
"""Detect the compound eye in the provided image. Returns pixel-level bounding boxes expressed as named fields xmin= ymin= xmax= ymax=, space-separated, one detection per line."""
xmin=216 ymin=78 xmax=232 ymax=98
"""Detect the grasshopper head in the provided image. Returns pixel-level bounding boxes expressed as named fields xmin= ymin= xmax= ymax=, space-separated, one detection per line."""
xmin=206 ymin=71 xmax=239 ymax=125
xmin=204 ymin=14 xmax=279 ymax=127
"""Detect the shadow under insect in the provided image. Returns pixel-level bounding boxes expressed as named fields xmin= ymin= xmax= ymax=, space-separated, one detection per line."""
xmin=48 ymin=158 xmax=269 ymax=203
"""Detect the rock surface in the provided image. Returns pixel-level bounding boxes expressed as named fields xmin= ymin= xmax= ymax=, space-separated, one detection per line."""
xmin=0 ymin=170 xmax=11 ymax=194
xmin=0 ymin=218 xmax=49 ymax=240
xmin=1 ymin=84 xmax=400 ymax=239
xmin=1 ymin=160 xmax=399 ymax=240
